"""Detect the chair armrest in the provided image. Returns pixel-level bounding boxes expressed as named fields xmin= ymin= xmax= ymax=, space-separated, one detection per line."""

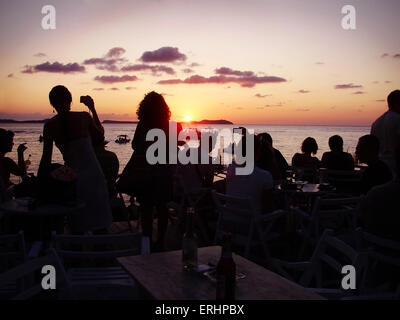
xmin=256 ymin=209 xmax=286 ymax=222
xmin=270 ymin=258 xmax=311 ymax=282
xmin=292 ymin=207 xmax=311 ymax=220
xmin=28 ymin=241 xmax=43 ymax=259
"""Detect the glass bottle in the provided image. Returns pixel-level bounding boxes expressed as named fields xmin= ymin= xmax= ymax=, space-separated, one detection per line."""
xmin=216 ymin=233 xmax=236 ymax=300
xmin=182 ymin=207 xmax=198 ymax=271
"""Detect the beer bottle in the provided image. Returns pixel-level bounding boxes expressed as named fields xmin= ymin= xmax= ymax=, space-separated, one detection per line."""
xmin=216 ymin=233 xmax=236 ymax=300
xmin=182 ymin=207 xmax=198 ymax=271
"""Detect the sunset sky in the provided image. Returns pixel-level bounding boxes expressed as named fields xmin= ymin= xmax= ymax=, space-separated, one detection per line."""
xmin=0 ymin=0 xmax=399 ymax=125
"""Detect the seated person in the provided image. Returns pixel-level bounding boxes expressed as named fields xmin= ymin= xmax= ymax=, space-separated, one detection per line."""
xmin=93 ymin=137 xmax=119 ymax=199
xmin=0 ymin=129 xmax=27 ymax=189
xmin=177 ymin=129 xmax=216 ymax=194
xmin=321 ymin=135 xmax=354 ymax=170
xmin=292 ymin=137 xmax=320 ymax=181
xmin=355 ymin=134 xmax=392 ymax=194
xmin=226 ymin=135 xmax=273 ymax=214
xmin=258 ymin=133 xmax=287 ymax=181
xmin=359 ymin=146 xmax=400 ymax=241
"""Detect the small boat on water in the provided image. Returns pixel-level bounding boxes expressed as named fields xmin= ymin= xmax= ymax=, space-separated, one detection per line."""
xmin=115 ymin=134 xmax=130 ymax=144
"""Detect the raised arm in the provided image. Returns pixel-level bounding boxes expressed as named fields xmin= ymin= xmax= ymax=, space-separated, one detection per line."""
xmin=81 ymin=95 xmax=104 ymax=135
xmin=38 ymin=123 xmax=54 ymax=177
xmin=6 ymin=143 xmax=27 ymax=177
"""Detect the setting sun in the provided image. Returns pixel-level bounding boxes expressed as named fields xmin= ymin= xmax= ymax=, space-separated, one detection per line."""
xmin=184 ymin=115 xmax=192 ymax=122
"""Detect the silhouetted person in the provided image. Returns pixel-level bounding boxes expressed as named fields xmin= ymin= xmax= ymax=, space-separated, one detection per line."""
xmin=260 ymin=132 xmax=288 ymax=180
xmin=371 ymin=90 xmax=400 ymax=177
xmin=124 ymin=91 xmax=172 ymax=251
xmin=360 ymin=145 xmax=400 ymax=241
xmin=93 ymin=139 xmax=119 ymax=199
xmin=0 ymin=128 xmax=27 ymax=189
xmin=227 ymin=133 xmax=274 ymax=214
xmin=292 ymin=137 xmax=320 ymax=181
xmin=255 ymin=133 xmax=280 ymax=181
xmin=355 ymin=134 xmax=392 ymax=194
xmin=321 ymin=135 xmax=354 ymax=170
xmin=38 ymin=85 xmax=112 ymax=233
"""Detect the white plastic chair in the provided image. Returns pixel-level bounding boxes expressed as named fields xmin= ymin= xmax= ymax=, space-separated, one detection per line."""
xmin=295 ymin=196 xmax=362 ymax=255
xmin=212 ymin=191 xmax=286 ymax=268
xmin=0 ymin=248 xmax=70 ymax=300
xmin=51 ymin=231 xmax=142 ymax=299
xmin=273 ymin=229 xmax=368 ymax=299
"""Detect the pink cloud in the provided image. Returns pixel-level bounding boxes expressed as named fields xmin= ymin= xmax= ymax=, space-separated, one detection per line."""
xmin=353 ymin=91 xmax=366 ymax=94
xmin=334 ymin=83 xmax=363 ymax=89
xmin=125 ymin=87 xmax=135 ymax=90
xmin=139 ymin=47 xmax=187 ymax=63
xmin=106 ymin=47 xmax=126 ymax=58
xmin=158 ymin=74 xmax=286 ymax=88
xmin=298 ymin=89 xmax=310 ymax=94
xmin=215 ymin=67 xmax=254 ymax=77
xmin=92 ymin=88 xmax=104 ymax=91
xmin=22 ymin=61 xmax=85 ymax=74
xmin=182 ymin=68 xmax=194 ymax=74
xmin=381 ymin=53 xmax=389 ymax=58
xmin=254 ymin=93 xmax=271 ymax=98
xmin=121 ymin=64 xmax=175 ymax=75
xmin=7 ymin=73 xmax=14 ymax=78
xmin=94 ymin=75 xmax=138 ymax=84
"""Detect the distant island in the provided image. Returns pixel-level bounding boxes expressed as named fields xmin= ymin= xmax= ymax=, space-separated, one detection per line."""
xmin=189 ymin=120 xmax=233 ymax=125
xmin=0 ymin=118 xmax=233 ymax=125
xmin=0 ymin=119 xmax=47 ymax=123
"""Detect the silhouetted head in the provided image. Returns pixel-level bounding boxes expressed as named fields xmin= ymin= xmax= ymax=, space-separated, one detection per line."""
xmin=301 ymin=137 xmax=318 ymax=155
xmin=137 ymin=91 xmax=171 ymax=127
xmin=255 ymin=133 xmax=274 ymax=170
xmin=388 ymin=90 xmax=400 ymax=112
xmin=0 ymin=129 xmax=14 ymax=154
xmin=355 ymin=134 xmax=379 ymax=164
xmin=49 ymin=85 xmax=72 ymax=114
xmin=259 ymin=132 xmax=273 ymax=146
xmin=328 ymin=135 xmax=344 ymax=152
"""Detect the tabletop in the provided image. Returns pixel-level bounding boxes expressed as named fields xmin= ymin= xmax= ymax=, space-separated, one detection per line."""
xmin=0 ymin=198 xmax=85 ymax=216
xmin=117 ymin=246 xmax=323 ymax=300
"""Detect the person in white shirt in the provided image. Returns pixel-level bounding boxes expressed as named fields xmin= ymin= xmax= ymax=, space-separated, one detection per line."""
xmin=371 ymin=90 xmax=400 ymax=176
xmin=226 ymin=134 xmax=273 ymax=214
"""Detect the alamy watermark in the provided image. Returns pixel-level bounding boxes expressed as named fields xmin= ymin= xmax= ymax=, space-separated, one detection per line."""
xmin=145 ymin=122 xmax=255 ymax=175
xmin=41 ymin=5 xmax=56 ymax=30
xmin=341 ymin=5 xmax=356 ymax=30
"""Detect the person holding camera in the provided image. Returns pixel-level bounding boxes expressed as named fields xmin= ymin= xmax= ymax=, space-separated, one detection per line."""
xmin=38 ymin=85 xmax=112 ymax=234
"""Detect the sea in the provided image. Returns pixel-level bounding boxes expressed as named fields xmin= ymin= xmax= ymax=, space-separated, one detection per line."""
xmin=1 ymin=123 xmax=370 ymax=182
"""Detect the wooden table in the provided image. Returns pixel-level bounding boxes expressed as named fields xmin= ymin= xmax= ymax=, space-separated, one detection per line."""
xmin=118 ymin=246 xmax=323 ymax=300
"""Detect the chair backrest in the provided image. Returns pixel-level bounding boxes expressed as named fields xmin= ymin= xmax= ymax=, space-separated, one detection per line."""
xmin=0 ymin=231 xmax=26 ymax=273
xmin=0 ymin=248 xmax=69 ymax=300
xmin=51 ymin=232 xmax=142 ymax=267
xmin=212 ymin=191 xmax=259 ymax=257
xmin=358 ymin=229 xmax=400 ymax=268
xmin=300 ymin=229 xmax=367 ymax=290
xmin=310 ymin=196 xmax=362 ymax=239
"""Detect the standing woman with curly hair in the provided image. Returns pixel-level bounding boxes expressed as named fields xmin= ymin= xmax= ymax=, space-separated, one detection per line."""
xmin=121 ymin=91 xmax=172 ymax=251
